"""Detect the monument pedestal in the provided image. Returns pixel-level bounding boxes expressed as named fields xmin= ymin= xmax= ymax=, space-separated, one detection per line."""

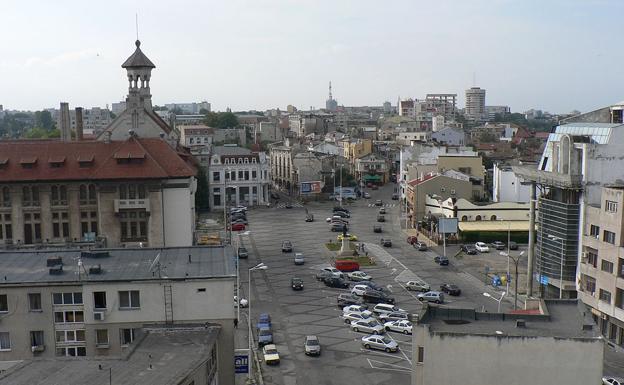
xmin=337 ymin=237 xmax=353 ymax=257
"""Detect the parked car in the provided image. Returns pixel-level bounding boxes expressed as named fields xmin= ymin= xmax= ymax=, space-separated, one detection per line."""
xmin=334 ymin=259 xmax=360 ymax=272
xmin=373 ymin=225 xmax=382 ymax=233
xmin=372 ymin=303 xmax=405 ymax=315
xmin=342 ymin=311 xmax=373 ymax=324
xmin=262 ymin=344 xmax=280 ymax=365
xmin=281 ymin=240 xmax=293 ymax=252
xmin=378 ymin=311 xmax=409 ymax=323
xmin=508 ymin=241 xmax=518 ymax=250
xmin=321 ymin=267 xmax=343 ymax=278
xmin=333 ymin=207 xmax=350 ymax=213
xmin=440 ymin=283 xmax=461 ymax=296
xmin=333 ymin=211 xmax=350 ymax=218
xmin=230 ymin=223 xmax=246 ymax=231
xmin=351 ymin=319 xmax=385 ymax=335
xmin=291 ymin=277 xmax=304 ymax=290
xmin=384 ymin=320 xmax=412 ymax=335
xmin=337 ymin=233 xmax=358 ymax=241
xmin=361 ymin=335 xmax=398 ymax=352
xmin=304 ymin=335 xmax=321 ymax=356
xmin=417 ymin=291 xmax=445 ymax=304
xmin=434 ymin=255 xmax=449 ymax=265
xmin=316 ymin=271 xmax=334 ymax=282
xmin=337 ymin=293 xmax=366 ymax=307
xmin=238 ymin=247 xmax=249 ymax=259
xmin=258 ymin=327 xmax=273 ymax=347
xmin=391 ymin=193 xmax=399 ymax=200
xmin=358 ymin=281 xmax=385 ymax=292
xmin=257 ymin=313 xmax=271 ymax=329
xmin=461 ymin=244 xmax=478 ymax=255
xmin=603 ymin=376 xmax=624 ymax=385
xmin=342 ymin=304 xmax=371 ymax=315
xmin=270 ymin=192 xmax=280 ymax=200
xmin=363 ymin=192 xmax=371 ymax=199
xmin=347 ymin=271 xmax=372 ymax=281
xmin=231 ymin=205 xmax=247 ymax=212
xmin=331 ymin=223 xmax=348 ymax=232
xmin=351 ymin=284 xmax=370 ymax=296
xmin=380 ymin=238 xmax=392 ymax=247
xmin=324 ymin=277 xmax=349 ymax=288
xmin=362 ymin=290 xmax=395 ymax=304
xmin=371 ymin=185 xmax=378 ymax=190
xmin=374 ymin=200 xmax=383 ymax=207
xmin=377 ymin=215 xmax=385 ymax=222
xmin=379 ymin=207 xmax=386 ymax=214
xmin=294 ymin=252 xmax=305 ymax=265
xmin=491 ymin=241 xmax=506 ymax=250
xmin=406 ymin=236 xmax=418 ymax=245
xmin=475 ymin=242 xmax=490 ymax=252
xmin=414 ymin=242 xmax=428 ymax=251
xmin=405 ymin=280 xmax=430 ymax=292
xmin=305 ymin=214 xmax=314 ymax=222
xmin=285 ymin=202 xmax=293 ymax=209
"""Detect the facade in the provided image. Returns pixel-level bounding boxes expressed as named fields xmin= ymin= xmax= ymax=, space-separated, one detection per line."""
xmin=579 ymin=185 xmax=624 ymax=346
xmin=465 ymin=87 xmax=486 ymax=121
xmin=0 ymin=136 xmax=197 ymax=248
xmin=493 ymin=162 xmax=530 ymax=203
xmin=342 ymin=138 xmax=373 ymax=165
xmin=485 ymin=105 xmax=511 ymax=121
xmin=180 ymin=125 xmax=214 ymax=148
xmin=50 ymin=107 xmax=112 ymax=135
xmin=431 ymin=115 xmax=444 ymax=132
xmin=406 ymin=173 xmax=474 ymax=225
xmin=164 ymin=101 xmax=210 ymax=114
xmin=396 ymin=131 xmax=431 ymax=145
xmin=289 ymin=114 xmax=328 ymax=137
xmin=355 ymin=153 xmax=389 ymax=185
xmin=269 ymin=140 xmax=302 ymax=195
xmin=412 ymin=300 xmax=603 ymax=385
xmin=425 ymin=94 xmax=457 ymax=121
xmin=0 ymin=246 xmax=236 ymax=385
xmin=431 ymin=127 xmax=465 ymax=146
xmin=208 ymin=146 xmax=270 ymax=209
xmin=257 ymin=121 xmax=283 ymax=142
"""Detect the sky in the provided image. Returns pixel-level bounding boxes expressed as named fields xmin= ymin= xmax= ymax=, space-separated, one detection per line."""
xmin=1 ymin=0 xmax=623 ymax=114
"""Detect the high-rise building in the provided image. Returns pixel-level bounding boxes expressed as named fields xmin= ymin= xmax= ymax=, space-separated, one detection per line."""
xmin=325 ymin=81 xmax=338 ymax=111
xmin=465 ymin=87 xmax=486 ymax=121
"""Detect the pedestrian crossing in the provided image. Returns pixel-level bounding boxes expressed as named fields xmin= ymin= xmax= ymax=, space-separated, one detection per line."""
xmin=367 ymin=203 xmax=397 ymax=208
xmin=274 ymin=201 xmax=304 ymax=209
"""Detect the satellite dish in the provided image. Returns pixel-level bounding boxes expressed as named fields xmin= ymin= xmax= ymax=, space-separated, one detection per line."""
xmin=148 ymin=253 xmax=161 ymax=272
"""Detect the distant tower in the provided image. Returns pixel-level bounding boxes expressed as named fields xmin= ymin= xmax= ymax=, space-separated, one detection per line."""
xmin=465 ymin=87 xmax=486 ymax=121
xmin=326 ymin=81 xmax=338 ymax=111
xmin=122 ymin=40 xmax=156 ymax=129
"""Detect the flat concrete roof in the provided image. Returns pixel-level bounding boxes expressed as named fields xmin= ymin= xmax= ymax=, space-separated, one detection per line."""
xmin=0 ymin=326 xmax=220 ymax=385
xmin=420 ymin=299 xmax=600 ymax=340
xmin=0 ymin=246 xmax=236 ymax=285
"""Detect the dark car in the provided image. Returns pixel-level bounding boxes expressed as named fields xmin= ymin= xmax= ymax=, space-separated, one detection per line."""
xmin=230 ymin=212 xmax=247 ymax=220
xmin=508 ymin=241 xmax=518 ymax=250
xmin=377 ymin=215 xmax=385 ymax=222
xmin=333 ymin=211 xmax=350 ymax=218
xmin=282 ymin=240 xmax=293 ymax=252
xmin=362 ymin=289 xmax=395 ymax=305
xmin=337 ymin=293 xmax=366 ymax=308
xmin=285 ymin=202 xmax=293 ymax=209
xmin=305 ymin=214 xmax=314 ymax=222
xmin=440 ymin=283 xmax=461 ymax=296
xmin=391 ymin=193 xmax=399 ymax=200
xmin=238 ymin=247 xmax=249 ymax=259
xmin=491 ymin=241 xmax=506 ymax=250
xmin=258 ymin=327 xmax=273 ymax=347
xmin=331 ymin=223 xmax=347 ymax=232
xmin=333 ymin=207 xmax=350 ymax=213
xmin=359 ymin=281 xmax=384 ymax=291
xmin=374 ymin=200 xmax=383 ymax=207
xmin=373 ymin=225 xmax=382 ymax=233
xmin=324 ymin=277 xmax=350 ymax=289
xmin=461 ymin=244 xmax=478 ymax=255
xmin=257 ymin=313 xmax=271 ymax=329
xmin=380 ymin=238 xmax=392 ymax=247
xmin=316 ymin=271 xmax=334 ymax=282
xmin=414 ymin=242 xmax=428 ymax=251
xmin=434 ymin=255 xmax=449 ymax=266
xmin=291 ymin=277 xmax=304 ymax=290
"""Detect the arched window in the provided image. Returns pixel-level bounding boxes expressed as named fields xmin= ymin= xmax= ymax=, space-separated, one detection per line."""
xmin=475 ymin=215 xmax=482 ymax=221
xmin=461 ymin=215 xmax=468 ymax=222
xmin=490 ymin=215 xmax=497 ymax=221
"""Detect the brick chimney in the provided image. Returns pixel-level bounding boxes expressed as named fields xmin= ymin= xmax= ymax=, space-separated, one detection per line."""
xmin=75 ymin=107 xmax=84 ymax=141
xmin=59 ymin=102 xmax=71 ymax=142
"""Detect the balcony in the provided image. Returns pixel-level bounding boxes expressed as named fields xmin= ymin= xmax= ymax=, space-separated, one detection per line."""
xmin=512 ymin=165 xmax=583 ymax=189
xmin=114 ymin=199 xmax=150 ymax=213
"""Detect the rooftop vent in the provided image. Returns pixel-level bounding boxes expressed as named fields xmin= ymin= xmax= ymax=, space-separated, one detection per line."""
xmin=582 ymin=323 xmax=594 ymax=331
xmin=516 ymin=319 xmax=526 ymax=328
xmin=49 ymin=265 xmax=63 ymax=275
xmin=81 ymin=251 xmax=110 ymax=259
xmin=89 ymin=264 xmax=102 ymax=275
xmin=46 ymin=257 xmax=63 ymax=267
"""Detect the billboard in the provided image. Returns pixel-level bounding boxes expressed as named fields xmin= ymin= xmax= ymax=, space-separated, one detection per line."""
xmin=234 ymin=349 xmax=249 ymax=374
xmin=300 ymin=181 xmax=322 ymax=194
xmin=438 ymin=218 xmax=458 ymax=234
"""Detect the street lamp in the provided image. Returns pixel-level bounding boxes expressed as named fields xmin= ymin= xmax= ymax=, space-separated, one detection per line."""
xmin=483 ymin=291 xmax=506 ymax=313
xmin=548 ymin=234 xmax=565 ymax=299
xmin=500 ymin=251 xmax=525 ymax=310
xmin=499 ymin=219 xmax=512 ymax=294
xmin=248 ymin=263 xmax=268 ymax=384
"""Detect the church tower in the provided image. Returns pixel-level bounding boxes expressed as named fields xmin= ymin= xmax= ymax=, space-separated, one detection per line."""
xmin=122 ymin=40 xmax=156 ymax=113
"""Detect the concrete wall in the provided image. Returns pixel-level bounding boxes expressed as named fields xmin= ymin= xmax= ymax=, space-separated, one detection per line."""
xmin=162 ymin=179 xmax=195 ymax=247
xmin=413 ymin=327 xmax=603 ymax=385
xmin=493 ymin=164 xmax=531 ymax=203
xmin=437 ymin=155 xmax=484 ymax=181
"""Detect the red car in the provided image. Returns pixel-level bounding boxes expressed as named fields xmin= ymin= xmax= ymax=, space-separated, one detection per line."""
xmin=406 ymin=236 xmax=418 ymax=245
xmin=230 ymin=223 xmax=246 ymax=231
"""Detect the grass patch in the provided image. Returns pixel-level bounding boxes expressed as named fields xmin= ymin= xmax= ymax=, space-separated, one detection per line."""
xmin=356 ymin=256 xmax=376 ymax=266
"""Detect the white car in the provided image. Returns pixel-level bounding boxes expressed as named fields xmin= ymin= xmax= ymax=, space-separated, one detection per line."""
xmin=351 ymin=284 xmax=370 ymax=296
xmin=351 ymin=319 xmax=385 ymax=334
xmin=384 ymin=320 xmax=413 ymax=335
xmin=322 ymin=267 xmax=344 ymax=279
xmin=475 ymin=242 xmax=490 ymax=253
xmin=372 ymin=303 xmax=405 ymax=315
xmin=405 ymin=280 xmax=430 ymax=292
xmin=262 ymin=344 xmax=280 ymax=365
xmin=361 ymin=335 xmax=399 ymax=352
xmin=342 ymin=305 xmax=370 ymax=314
xmin=342 ymin=311 xmax=373 ymax=324
xmin=234 ymin=296 xmax=248 ymax=308
xmin=347 ymin=271 xmax=372 ymax=281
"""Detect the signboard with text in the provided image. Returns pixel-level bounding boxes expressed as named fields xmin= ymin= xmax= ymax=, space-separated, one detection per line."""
xmin=300 ymin=181 xmax=322 ymax=194
xmin=234 ymin=350 xmax=249 ymax=374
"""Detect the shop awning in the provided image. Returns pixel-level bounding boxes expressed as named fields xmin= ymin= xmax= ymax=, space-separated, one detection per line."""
xmin=458 ymin=220 xmax=533 ymax=232
xmin=363 ymin=175 xmax=382 ymax=181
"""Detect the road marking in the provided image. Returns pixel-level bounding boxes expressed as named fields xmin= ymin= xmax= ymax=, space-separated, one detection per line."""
xmin=387 ymin=334 xmax=413 ymax=365
xmin=366 ymin=358 xmax=413 ymax=372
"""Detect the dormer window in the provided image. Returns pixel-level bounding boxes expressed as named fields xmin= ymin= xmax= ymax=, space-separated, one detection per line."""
xmin=48 ymin=156 xmax=66 ymax=168
xmin=114 ymin=151 xmax=145 ymax=165
xmin=0 ymin=158 xmax=8 ymax=170
xmin=252 ymin=158 xmax=257 ymax=164
xmin=244 ymin=158 xmax=249 ymax=164
xmin=238 ymin=158 xmax=243 ymax=164
xmin=20 ymin=157 xmax=37 ymax=169
xmin=77 ymin=154 xmax=94 ymax=168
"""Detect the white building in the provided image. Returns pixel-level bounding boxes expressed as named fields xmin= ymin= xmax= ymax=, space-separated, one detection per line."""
xmin=493 ymin=162 xmax=531 ymax=203
xmin=164 ymin=101 xmax=210 ymax=114
xmin=431 ymin=115 xmax=444 ymax=132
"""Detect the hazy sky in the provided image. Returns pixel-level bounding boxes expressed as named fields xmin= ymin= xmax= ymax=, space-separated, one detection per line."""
xmin=1 ymin=0 xmax=623 ymax=113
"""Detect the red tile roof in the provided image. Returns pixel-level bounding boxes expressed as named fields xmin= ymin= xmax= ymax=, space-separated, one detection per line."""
xmin=407 ymin=173 xmax=438 ymax=186
xmin=0 ymin=137 xmax=196 ymax=182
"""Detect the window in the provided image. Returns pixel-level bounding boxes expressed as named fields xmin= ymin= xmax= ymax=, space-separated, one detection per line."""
xmin=119 ymin=210 xmax=148 ymax=242
xmin=417 ymin=346 xmax=424 ymax=363
xmin=606 ymin=200 xmax=618 ymax=213
xmin=22 ymin=186 xmax=40 ymax=207
xmin=0 ymin=213 xmax=12 ymax=240
xmin=619 ymin=259 xmax=624 ymax=278
xmin=238 ymin=171 xmax=243 ymax=180
xmin=119 ymin=184 xmax=146 ymax=200
xmin=0 ymin=294 xmax=7 ymax=312
xmin=584 ymin=275 xmax=596 ymax=294
xmin=50 ymin=185 xmax=68 ymax=206
xmin=590 ymin=224 xmax=600 ymax=238
xmin=212 ymin=172 xmax=220 ymax=182
xmin=252 ymin=170 xmax=257 ymax=179
xmin=604 ymin=230 xmax=616 ymax=245
xmin=601 ymin=260 xmax=614 ymax=274
xmin=586 ymin=249 xmax=598 ymax=268
xmin=52 ymin=212 xmax=70 ymax=239
xmin=244 ymin=171 xmax=249 ymax=180
xmin=119 ymin=290 xmax=140 ymax=309
xmin=120 ymin=328 xmax=138 ymax=345
xmin=28 ymin=293 xmax=42 ymax=311
xmin=600 ymin=289 xmax=612 ymax=303
xmin=0 ymin=187 xmax=10 ymax=207
xmin=30 ymin=331 xmax=44 ymax=347
xmin=617 ymin=288 xmax=624 ymax=310
xmin=52 ymin=292 xmax=83 ymax=305
xmin=95 ymin=329 xmax=109 ymax=346
xmin=80 ymin=211 xmax=98 ymax=238
xmin=56 ymin=346 xmax=86 ymax=357
xmin=54 ymin=311 xmax=84 ymax=323
xmin=93 ymin=291 xmax=107 ymax=309
xmin=79 ymin=184 xmax=97 ymax=205
xmin=0 ymin=332 xmax=10 ymax=350
xmin=23 ymin=212 xmax=41 ymax=244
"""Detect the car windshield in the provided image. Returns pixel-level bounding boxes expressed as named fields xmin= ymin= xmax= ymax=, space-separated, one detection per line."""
xmin=265 ymin=348 xmax=277 ymax=354
xmin=306 ymin=339 xmax=319 ymax=346
xmin=367 ymin=320 xmax=379 ymax=326
xmin=381 ymin=337 xmax=392 ymax=344
xmin=259 ymin=329 xmax=271 ymax=336
xmin=292 ymin=278 xmax=302 ymax=283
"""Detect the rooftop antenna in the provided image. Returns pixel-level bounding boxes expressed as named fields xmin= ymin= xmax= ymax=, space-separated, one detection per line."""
xmin=148 ymin=252 xmax=163 ymax=278
xmin=135 ymin=13 xmax=139 ymax=41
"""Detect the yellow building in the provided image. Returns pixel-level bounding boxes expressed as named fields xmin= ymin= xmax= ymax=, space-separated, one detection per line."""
xmin=341 ymin=139 xmax=373 ymax=173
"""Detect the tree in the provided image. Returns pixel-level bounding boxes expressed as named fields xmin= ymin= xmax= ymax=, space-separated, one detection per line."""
xmin=24 ymin=127 xmax=49 ymax=139
xmin=35 ymin=110 xmax=55 ymax=131
xmin=194 ymin=166 xmax=210 ymax=211
xmin=203 ymin=112 xmax=239 ymax=129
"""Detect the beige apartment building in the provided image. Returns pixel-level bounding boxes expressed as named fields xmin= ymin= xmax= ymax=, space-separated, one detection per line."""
xmin=406 ymin=173 xmax=474 ymax=225
xmin=579 ymin=185 xmax=624 ymax=346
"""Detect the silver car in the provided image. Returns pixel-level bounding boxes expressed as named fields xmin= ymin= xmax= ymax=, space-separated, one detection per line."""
xmin=361 ymin=335 xmax=399 ymax=352
xmin=304 ymin=335 xmax=321 ymax=356
xmin=417 ymin=291 xmax=445 ymax=304
xmin=342 ymin=312 xmax=372 ymax=324
xmin=351 ymin=319 xmax=384 ymax=335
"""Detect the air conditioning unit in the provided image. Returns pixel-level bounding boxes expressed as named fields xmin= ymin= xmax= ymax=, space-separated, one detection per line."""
xmin=93 ymin=311 xmax=105 ymax=321
xmin=31 ymin=345 xmax=45 ymax=353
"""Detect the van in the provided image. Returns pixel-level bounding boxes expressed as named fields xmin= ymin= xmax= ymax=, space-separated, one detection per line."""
xmin=334 ymin=259 xmax=360 ymax=272
xmin=294 ymin=253 xmax=305 ymax=265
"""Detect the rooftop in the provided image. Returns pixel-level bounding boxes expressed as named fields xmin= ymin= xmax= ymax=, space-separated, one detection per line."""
xmin=0 ymin=326 xmax=219 ymax=385
xmin=420 ymin=299 xmax=599 ymax=340
xmin=121 ymin=40 xmax=156 ymax=69
xmin=211 ymin=145 xmax=252 ymax=156
xmin=0 ymin=246 xmax=236 ymax=285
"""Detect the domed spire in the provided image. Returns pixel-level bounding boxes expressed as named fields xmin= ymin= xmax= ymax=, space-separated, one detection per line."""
xmin=122 ymin=40 xmax=155 ymax=69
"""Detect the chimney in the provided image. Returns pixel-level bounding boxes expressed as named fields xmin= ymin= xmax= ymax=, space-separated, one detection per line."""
xmin=60 ymin=102 xmax=71 ymax=142
xmin=75 ymin=107 xmax=84 ymax=141
xmin=103 ymin=131 xmax=112 ymax=144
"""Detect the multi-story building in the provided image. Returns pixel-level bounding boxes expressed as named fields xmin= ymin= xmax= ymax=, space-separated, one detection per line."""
xmin=50 ymin=107 xmax=112 ymax=135
xmin=208 ymin=145 xmax=270 ymax=209
xmin=269 ymin=139 xmax=303 ymax=195
xmin=431 ymin=127 xmax=465 ymax=146
xmin=425 ymin=93 xmax=457 ymax=121
xmin=493 ymin=162 xmax=531 ymax=203
xmin=180 ymin=125 xmax=214 ymax=148
xmin=0 ymin=246 xmax=236 ymax=385
xmin=341 ymin=138 xmax=373 ymax=166
xmin=465 ymin=87 xmax=486 ymax=121
xmin=355 ymin=153 xmax=389 ymax=185
xmin=164 ymin=101 xmax=210 ymax=114
xmin=257 ymin=121 xmax=283 ymax=142
xmin=0 ymin=136 xmax=197 ymax=248
xmin=485 ymin=105 xmax=510 ymax=121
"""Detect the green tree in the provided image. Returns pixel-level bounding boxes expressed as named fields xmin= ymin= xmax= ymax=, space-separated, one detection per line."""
xmin=24 ymin=127 xmax=49 ymax=138
xmin=194 ymin=166 xmax=210 ymax=211
xmin=203 ymin=112 xmax=239 ymax=129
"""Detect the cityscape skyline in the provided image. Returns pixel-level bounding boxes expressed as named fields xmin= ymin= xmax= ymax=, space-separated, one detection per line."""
xmin=1 ymin=0 xmax=623 ymax=114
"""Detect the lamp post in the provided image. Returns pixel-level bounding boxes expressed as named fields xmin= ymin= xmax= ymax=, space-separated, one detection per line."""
xmin=500 ymin=251 xmax=525 ymax=310
xmin=483 ymin=291 xmax=506 ymax=313
xmin=499 ymin=219 xmax=512 ymax=294
xmin=548 ymin=234 xmax=564 ymax=299
xmin=248 ymin=263 xmax=268 ymax=384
